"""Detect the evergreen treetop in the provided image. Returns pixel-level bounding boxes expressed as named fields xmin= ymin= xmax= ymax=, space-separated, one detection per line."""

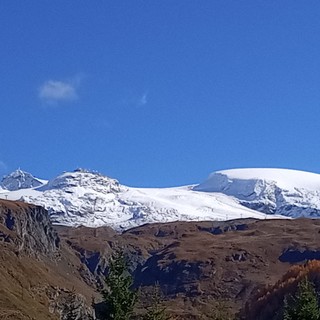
xmin=283 ymin=277 xmax=320 ymax=320
xmin=103 ymin=248 xmax=137 ymax=320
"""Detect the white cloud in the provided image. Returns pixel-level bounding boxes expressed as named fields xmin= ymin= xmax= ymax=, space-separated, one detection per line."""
xmin=138 ymin=92 xmax=148 ymax=106
xmin=0 ymin=161 xmax=7 ymax=174
xmin=38 ymin=78 xmax=79 ymax=104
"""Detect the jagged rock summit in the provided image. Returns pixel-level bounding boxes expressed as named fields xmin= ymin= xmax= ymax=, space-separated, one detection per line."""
xmin=2 ymin=167 xmax=320 ymax=230
xmin=0 ymin=168 xmax=47 ymax=191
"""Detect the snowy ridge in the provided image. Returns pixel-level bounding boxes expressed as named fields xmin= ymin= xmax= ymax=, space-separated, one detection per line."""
xmin=0 ymin=168 xmax=286 ymax=230
xmin=2 ymin=169 xmax=277 ymax=230
xmin=3 ymin=167 xmax=320 ymax=230
xmin=0 ymin=169 xmax=47 ymax=191
xmin=194 ymin=168 xmax=320 ymax=217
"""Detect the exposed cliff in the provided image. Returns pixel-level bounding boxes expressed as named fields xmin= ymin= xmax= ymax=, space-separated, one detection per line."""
xmin=0 ymin=200 xmax=96 ymax=320
xmin=0 ymin=200 xmax=59 ymax=257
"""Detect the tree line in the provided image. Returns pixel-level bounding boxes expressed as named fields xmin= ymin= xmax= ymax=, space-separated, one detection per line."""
xmin=99 ymin=248 xmax=232 ymax=320
xmin=66 ymin=250 xmax=320 ymax=319
xmin=101 ymin=248 xmax=170 ymax=320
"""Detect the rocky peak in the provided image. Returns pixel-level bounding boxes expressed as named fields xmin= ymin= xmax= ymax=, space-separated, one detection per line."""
xmin=1 ymin=169 xmax=46 ymax=191
xmin=0 ymin=200 xmax=59 ymax=257
xmin=42 ymin=169 xmax=126 ymax=194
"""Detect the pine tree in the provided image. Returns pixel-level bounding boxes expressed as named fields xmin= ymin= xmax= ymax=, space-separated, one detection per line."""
xmin=283 ymin=277 xmax=320 ymax=320
xmin=142 ymin=283 xmax=170 ymax=320
xmin=103 ymin=248 xmax=137 ymax=320
xmin=209 ymin=300 xmax=233 ymax=320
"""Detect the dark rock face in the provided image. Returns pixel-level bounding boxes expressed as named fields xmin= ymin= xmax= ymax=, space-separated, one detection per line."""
xmin=49 ymin=218 xmax=320 ymax=319
xmin=134 ymin=256 xmax=206 ymax=296
xmin=0 ymin=200 xmax=59 ymax=256
xmin=0 ymin=201 xmax=99 ymax=320
xmin=198 ymin=222 xmax=249 ymax=235
xmin=279 ymin=249 xmax=320 ymax=263
xmin=5 ymin=211 xmax=15 ymax=230
xmin=82 ymin=251 xmax=102 ymax=274
xmin=240 ymin=200 xmax=276 ymax=214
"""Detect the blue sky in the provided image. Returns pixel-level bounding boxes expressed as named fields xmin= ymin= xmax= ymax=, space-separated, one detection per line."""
xmin=1 ymin=1 xmax=320 ymax=187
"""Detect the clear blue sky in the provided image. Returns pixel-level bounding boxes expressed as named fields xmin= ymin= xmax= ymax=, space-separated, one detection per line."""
xmin=1 ymin=1 xmax=320 ymax=187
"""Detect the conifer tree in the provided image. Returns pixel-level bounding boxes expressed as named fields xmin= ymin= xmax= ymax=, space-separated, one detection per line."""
xmin=103 ymin=248 xmax=137 ymax=320
xmin=283 ymin=277 xmax=320 ymax=320
xmin=209 ymin=300 xmax=233 ymax=320
xmin=142 ymin=283 xmax=170 ymax=320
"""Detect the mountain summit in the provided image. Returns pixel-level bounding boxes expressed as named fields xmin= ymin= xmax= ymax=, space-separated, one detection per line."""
xmin=0 ymin=169 xmax=47 ymax=191
xmin=194 ymin=168 xmax=320 ymax=217
xmin=2 ymin=167 xmax=320 ymax=230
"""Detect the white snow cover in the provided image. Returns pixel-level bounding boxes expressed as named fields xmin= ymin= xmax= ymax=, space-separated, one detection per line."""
xmin=196 ymin=168 xmax=320 ymax=191
xmin=0 ymin=168 xmax=288 ymax=230
xmin=194 ymin=168 xmax=320 ymax=217
xmin=0 ymin=169 xmax=47 ymax=191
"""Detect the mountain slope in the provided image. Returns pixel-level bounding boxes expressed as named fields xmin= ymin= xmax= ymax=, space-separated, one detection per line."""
xmin=3 ymin=198 xmax=320 ymax=319
xmin=0 ymin=169 xmax=47 ymax=191
xmin=2 ymin=167 xmax=320 ymax=230
xmin=194 ymin=168 xmax=320 ymax=217
xmin=0 ymin=200 xmax=95 ymax=320
xmin=0 ymin=168 xmax=281 ymax=230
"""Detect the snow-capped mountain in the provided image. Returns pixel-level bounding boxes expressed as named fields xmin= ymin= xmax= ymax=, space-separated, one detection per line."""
xmin=2 ymin=167 xmax=320 ymax=230
xmin=194 ymin=168 xmax=320 ymax=217
xmin=0 ymin=168 xmax=282 ymax=230
xmin=0 ymin=169 xmax=47 ymax=191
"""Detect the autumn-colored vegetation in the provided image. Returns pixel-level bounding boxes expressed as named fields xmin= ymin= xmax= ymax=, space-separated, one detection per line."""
xmin=242 ymin=260 xmax=320 ymax=320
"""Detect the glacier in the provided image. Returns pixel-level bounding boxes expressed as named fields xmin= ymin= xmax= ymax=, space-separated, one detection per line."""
xmin=194 ymin=168 xmax=320 ymax=217
xmin=2 ymin=167 xmax=320 ymax=230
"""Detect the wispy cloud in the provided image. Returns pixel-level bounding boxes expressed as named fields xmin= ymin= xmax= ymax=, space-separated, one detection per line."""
xmin=38 ymin=75 xmax=83 ymax=105
xmin=138 ymin=92 xmax=148 ymax=106
xmin=0 ymin=161 xmax=7 ymax=174
xmin=118 ymin=91 xmax=149 ymax=109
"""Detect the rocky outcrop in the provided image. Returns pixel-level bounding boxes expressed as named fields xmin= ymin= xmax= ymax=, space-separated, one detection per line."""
xmin=0 ymin=169 xmax=46 ymax=191
xmin=0 ymin=200 xmax=59 ymax=256
xmin=198 ymin=222 xmax=250 ymax=235
xmin=47 ymin=287 xmax=94 ymax=320
xmin=0 ymin=200 xmax=97 ymax=320
xmin=5 ymin=209 xmax=320 ymax=319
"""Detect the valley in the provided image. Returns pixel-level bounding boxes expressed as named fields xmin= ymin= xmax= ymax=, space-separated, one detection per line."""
xmin=1 ymin=198 xmax=320 ymax=319
xmin=1 ymin=168 xmax=320 ymax=319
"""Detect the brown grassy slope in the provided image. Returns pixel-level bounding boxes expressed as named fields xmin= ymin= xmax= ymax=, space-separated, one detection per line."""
xmin=2 ymin=198 xmax=320 ymax=319
xmin=0 ymin=200 xmax=96 ymax=320
xmin=57 ymin=218 xmax=320 ymax=319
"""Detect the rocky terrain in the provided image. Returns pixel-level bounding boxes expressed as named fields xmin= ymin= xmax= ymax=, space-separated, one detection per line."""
xmin=0 ymin=200 xmax=96 ymax=320
xmin=2 ymin=198 xmax=320 ymax=319
xmin=0 ymin=169 xmax=46 ymax=192
xmin=58 ymin=217 xmax=320 ymax=319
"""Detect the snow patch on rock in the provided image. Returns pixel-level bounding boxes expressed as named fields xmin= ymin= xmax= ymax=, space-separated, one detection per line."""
xmin=0 ymin=169 xmax=47 ymax=191
xmin=194 ymin=168 xmax=320 ymax=217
